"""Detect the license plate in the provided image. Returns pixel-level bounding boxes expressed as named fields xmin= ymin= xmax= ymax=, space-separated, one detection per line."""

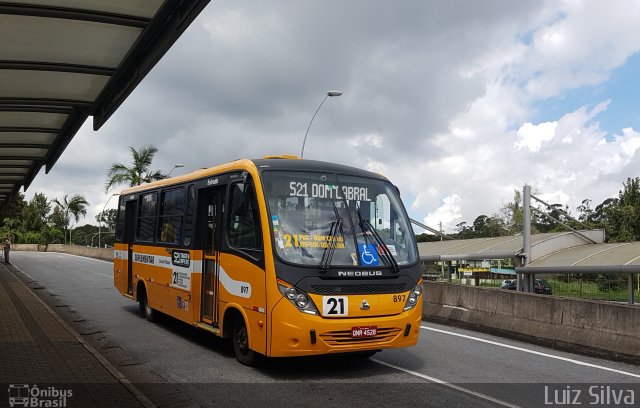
xmin=351 ymin=326 xmax=377 ymax=338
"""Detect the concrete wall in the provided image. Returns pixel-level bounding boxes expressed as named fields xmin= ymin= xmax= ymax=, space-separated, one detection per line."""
xmin=424 ymin=281 xmax=640 ymax=362
xmin=12 ymin=244 xmax=114 ymax=262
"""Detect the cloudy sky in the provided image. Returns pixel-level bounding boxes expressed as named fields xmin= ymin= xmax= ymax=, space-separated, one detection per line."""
xmin=26 ymin=0 xmax=640 ymax=234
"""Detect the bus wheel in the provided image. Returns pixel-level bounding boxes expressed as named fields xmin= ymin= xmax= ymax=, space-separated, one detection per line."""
xmin=139 ymin=289 xmax=156 ymax=322
xmin=233 ymin=318 xmax=258 ymax=366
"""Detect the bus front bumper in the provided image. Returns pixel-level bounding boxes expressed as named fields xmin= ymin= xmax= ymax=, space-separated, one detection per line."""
xmin=268 ymin=299 xmax=422 ymax=357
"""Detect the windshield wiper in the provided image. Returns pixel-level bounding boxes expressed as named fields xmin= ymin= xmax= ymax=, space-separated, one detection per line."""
xmin=357 ymin=210 xmax=400 ymax=273
xmin=320 ymin=201 xmax=343 ymax=273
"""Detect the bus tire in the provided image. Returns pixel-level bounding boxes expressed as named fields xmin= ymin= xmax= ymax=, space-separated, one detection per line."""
xmin=232 ymin=318 xmax=259 ymax=366
xmin=139 ymin=288 xmax=157 ymax=323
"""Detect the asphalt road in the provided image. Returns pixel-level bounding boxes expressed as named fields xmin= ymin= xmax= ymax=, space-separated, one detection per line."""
xmin=9 ymin=251 xmax=640 ymax=408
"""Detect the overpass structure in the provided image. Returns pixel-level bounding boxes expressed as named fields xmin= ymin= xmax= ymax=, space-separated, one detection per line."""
xmin=0 ymin=0 xmax=211 ymax=206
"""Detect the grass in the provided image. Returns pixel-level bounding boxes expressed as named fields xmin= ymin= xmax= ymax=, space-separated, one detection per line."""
xmin=548 ymin=279 xmax=639 ymax=302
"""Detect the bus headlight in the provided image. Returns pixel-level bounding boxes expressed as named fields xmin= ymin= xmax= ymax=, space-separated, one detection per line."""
xmin=278 ymin=279 xmax=319 ymax=315
xmin=285 ymin=287 xmax=297 ymax=300
xmin=404 ymin=283 xmax=423 ymax=311
xmin=296 ymin=293 xmax=310 ymax=309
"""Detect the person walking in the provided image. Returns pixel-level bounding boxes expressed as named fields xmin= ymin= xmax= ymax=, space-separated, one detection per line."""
xmin=3 ymin=237 xmax=10 ymax=264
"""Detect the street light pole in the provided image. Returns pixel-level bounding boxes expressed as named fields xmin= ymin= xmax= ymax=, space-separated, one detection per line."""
xmin=98 ymin=193 xmax=118 ymax=248
xmin=166 ymin=164 xmax=184 ymax=177
xmin=300 ymin=90 xmax=342 ymax=158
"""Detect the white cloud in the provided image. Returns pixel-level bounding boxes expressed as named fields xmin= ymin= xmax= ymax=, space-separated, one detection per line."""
xmin=515 ymin=121 xmax=558 ymax=152
xmin=20 ymin=0 xmax=640 ymax=236
xmin=424 ymin=194 xmax=463 ymax=231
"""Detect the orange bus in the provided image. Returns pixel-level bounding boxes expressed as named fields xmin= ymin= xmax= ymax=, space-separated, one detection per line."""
xmin=113 ymin=156 xmax=422 ymax=365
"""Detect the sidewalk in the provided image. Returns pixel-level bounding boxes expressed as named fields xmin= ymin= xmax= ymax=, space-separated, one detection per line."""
xmin=0 ymin=262 xmax=151 ymax=408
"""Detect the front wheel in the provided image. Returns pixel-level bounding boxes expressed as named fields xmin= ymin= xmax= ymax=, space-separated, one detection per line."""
xmin=233 ymin=319 xmax=259 ymax=366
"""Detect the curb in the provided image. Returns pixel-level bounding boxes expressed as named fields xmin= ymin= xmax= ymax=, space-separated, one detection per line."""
xmin=6 ymin=263 xmax=157 ymax=408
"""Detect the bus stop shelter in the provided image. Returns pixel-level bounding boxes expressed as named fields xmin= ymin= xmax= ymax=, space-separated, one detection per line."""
xmin=516 ymin=241 xmax=640 ymax=304
xmin=0 ymin=0 xmax=210 ymax=206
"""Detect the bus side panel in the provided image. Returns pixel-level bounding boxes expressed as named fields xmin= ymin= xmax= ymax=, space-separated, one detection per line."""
xmin=113 ymin=242 xmax=128 ymax=295
xmin=160 ymin=249 xmax=203 ymax=324
xmin=218 ymin=253 xmax=267 ymax=355
xmin=131 ymin=245 xmax=200 ymax=324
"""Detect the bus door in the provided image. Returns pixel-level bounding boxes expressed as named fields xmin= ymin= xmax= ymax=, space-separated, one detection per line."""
xmin=200 ymin=187 xmax=224 ymax=325
xmin=123 ymin=200 xmax=137 ymax=295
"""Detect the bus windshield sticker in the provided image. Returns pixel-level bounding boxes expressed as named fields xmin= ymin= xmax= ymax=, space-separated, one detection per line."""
xmin=283 ymin=233 xmax=346 ymax=249
xmin=358 ymin=244 xmax=380 ymax=266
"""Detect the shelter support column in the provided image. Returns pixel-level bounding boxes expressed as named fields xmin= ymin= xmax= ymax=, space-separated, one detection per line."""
xmin=629 ymin=273 xmax=635 ymax=305
xmin=447 ymin=261 xmax=453 ymax=283
xmin=523 ymin=185 xmax=532 ymax=293
xmin=529 ymin=274 xmax=535 ymax=294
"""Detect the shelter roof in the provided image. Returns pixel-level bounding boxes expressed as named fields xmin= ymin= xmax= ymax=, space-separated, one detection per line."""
xmin=0 ymin=0 xmax=210 ymax=205
xmin=516 ymin=241 xmax=640 ymax=274
xmin=418 ymin=230 xmax=605 ymax=262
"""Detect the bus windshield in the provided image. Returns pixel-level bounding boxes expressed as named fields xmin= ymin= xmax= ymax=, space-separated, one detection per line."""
xmin=262 ymin=171 xmax=417 ymax=267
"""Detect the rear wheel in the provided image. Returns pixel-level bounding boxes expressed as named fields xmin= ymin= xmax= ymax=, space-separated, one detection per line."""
xmin=232 ymin=318 xmax=259 ymax=366
xmin=139 ymin=288 xmax=157 ymax=322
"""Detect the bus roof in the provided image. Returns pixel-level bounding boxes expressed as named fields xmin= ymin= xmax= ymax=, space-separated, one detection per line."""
xmin=117 ymin=157 xmax=388 ymax=196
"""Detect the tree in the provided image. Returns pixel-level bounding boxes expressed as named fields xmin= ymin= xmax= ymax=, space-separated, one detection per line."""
xmin=500 ymin=190 xmax=523 ymax=234
xmin=607 ymin=177 xmax=640 ymax=242
xmin=49 ymin=206 xmax=67 ymax=231
xmin=52 ymin=194 xmax=90 ymax=244
xmin=0 ymin=193 xmax=26 ymax=227
xmin=105 ymin=145 xmax=168 ymax=192
xmin=71 ymin=224 xmax=99 ymax=246
xmin=534 ymin=203 xmax=571 ymax=233
xmin=577 ymin=199 xmax=595 ymax=223
xmin=1 ymin=217 xmax=17 ymax=241
xmin=96 ymin=208 xmax=118 ymax=231
xmin=21 ymin=192 xmax=51 ymax=232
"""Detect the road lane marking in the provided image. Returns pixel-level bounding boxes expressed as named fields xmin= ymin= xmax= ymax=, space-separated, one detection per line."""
xmin=372 ymin=359 xmax=520 ymax=408
xmin=422 ymin=326 xmax=640 ymax=379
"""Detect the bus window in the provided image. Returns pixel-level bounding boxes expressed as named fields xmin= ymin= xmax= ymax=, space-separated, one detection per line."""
xmin=115 ymin=198 xmax=125 ymax=242
xmin=182 ymin=185 xmax=196 ymax=247
xmin=227 ymin=180 xmax=262 ymax=252
xmin=136 ymin=192 xmax=157 ymax=242
xmin=157 ymin=188 xmax=185 ymax=245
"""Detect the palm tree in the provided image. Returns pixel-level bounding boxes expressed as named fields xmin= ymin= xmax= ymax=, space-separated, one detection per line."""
xmin=105 ymin=145 xmax=168 ymax=192
xmin=53 ymin=194 xmax=89 ymax=244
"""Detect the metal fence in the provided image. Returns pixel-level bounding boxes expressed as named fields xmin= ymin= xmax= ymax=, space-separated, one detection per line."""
xmin=432 ymin=273 xmax=639 ymax=304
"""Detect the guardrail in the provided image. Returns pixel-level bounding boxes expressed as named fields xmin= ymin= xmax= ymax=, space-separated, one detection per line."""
xmin=423 ymin=281 xmax=640 ymax=362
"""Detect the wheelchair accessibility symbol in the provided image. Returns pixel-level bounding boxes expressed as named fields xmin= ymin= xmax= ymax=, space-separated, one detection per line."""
xmin=358 ymin=244 xmax=380 ymax=266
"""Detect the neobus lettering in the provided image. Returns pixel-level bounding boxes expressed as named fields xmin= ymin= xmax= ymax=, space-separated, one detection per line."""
xmin=289 ymin=181 xmax=370 ymax=201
